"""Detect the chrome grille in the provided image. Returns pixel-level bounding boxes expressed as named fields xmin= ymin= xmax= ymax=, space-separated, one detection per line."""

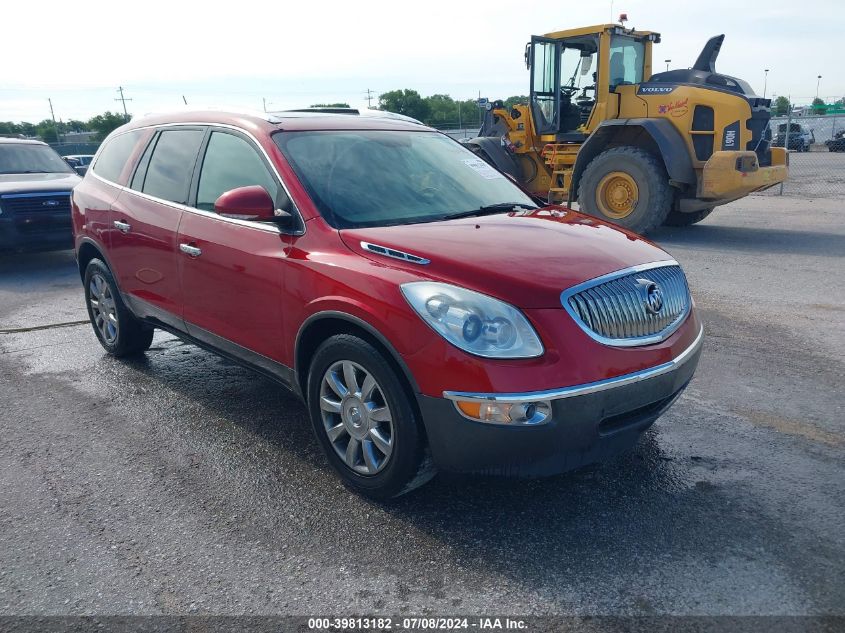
xmin=562 ymin=261 xmax=691 ymax=347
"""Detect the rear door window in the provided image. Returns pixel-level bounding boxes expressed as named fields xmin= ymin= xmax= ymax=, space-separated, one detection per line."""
xmin=141 ymin=129 xmax=205 ymax=204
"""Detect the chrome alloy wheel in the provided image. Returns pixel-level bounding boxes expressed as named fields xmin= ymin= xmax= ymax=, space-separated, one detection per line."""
xmin=88 ymin=273 xmax=119 ymax=345
xmin=319 ymin=360 xmax=394 ymax=475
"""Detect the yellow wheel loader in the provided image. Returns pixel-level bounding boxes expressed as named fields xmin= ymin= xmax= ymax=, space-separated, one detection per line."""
xmin=467 ymin=23 xmax=788 ymax=233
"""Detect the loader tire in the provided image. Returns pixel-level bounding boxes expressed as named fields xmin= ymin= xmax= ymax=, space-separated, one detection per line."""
xmin=577 ymin=147 xmax=673 ymax=235
xmin=663 ymin=207 xmax=714 ymax=227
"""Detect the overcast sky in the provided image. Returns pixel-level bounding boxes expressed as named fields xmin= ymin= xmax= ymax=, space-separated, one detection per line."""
xmin=0 ymin=0 xmax=839 ymax=123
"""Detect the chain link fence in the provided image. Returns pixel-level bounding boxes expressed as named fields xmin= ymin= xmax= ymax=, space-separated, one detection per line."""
xmin=753 ymin=113 xmax=844 ymax=198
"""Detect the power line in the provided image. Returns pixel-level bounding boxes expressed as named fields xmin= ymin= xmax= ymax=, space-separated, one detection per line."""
xmin=115 ymin=86 xmax=132 ymax=121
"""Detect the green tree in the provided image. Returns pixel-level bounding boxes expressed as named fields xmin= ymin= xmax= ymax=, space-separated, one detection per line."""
xmin=65 ymin=119 xmax=89 ymax=132
xmin=310 ymin=103 xmax=351 ymax=108
xmin=378 ymin=89 xmax=430 ymax=122
xmin=811 ymin=97 xmax=827 ymax=114
xmin=87 ymin=111 xmax=129 ymax=141
xmin=425 ymin=94 xmax=458 ymax=125
xmin=503 ymin=95 xmax=529 ymax=109
xmin=35 ymin=119 xmax=59 ymax=143
xmin=0 ymin=121 xmax=22 ymax=135
xmin=773 ymin=96 xmax=790 ymax=116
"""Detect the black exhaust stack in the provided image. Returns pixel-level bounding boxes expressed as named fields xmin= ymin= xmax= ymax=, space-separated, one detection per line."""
xmin=692 ymin=35 xmax=725 ymax=73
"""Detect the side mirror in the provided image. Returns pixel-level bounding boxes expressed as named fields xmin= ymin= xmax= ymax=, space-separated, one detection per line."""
xmin=74 ymin=165 xmax=87 ymax=177
xmin=214 ymin=185 xmax=275 ymax=221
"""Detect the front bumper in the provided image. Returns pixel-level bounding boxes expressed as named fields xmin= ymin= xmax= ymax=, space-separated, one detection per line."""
xmin=417 ymin=326 xmax=703 ymax=476
xmin=0 ymin=214 xmax=73 ymax=252
xmin=699 ymin=149 xmax=787 ymax=200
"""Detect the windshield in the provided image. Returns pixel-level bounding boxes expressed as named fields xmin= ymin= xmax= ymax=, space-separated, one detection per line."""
xmin=273 ymin=130 xmax=536 ymax=229
xmin=0 ymin=143 xmax=75 ymax=175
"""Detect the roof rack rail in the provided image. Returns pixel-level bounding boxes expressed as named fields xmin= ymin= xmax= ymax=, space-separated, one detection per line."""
xmin=285 ymin=107 xmax=360 ymax=115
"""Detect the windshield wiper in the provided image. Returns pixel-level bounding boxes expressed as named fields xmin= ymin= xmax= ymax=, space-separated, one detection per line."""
xmin=440 ymin=202 xmax=538 ymax=221
xmin=0 ymin=170 xmax=52 ymax=174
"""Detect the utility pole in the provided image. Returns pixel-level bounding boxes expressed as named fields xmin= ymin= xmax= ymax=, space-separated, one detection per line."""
xmin=816 ymin=75 xmax=822 ymax=99
xmin=763 ymin=69 xmax=769 ymax=99
xmin=262 ymin=97 xmax=267 ymax=112
xmin=47 ymin=98 xmax=59 ymax=143
xmin=665 ymin=59 xmax=671 ymax=72
xmin=365 ymin=88 xmax=374 ymax=109
xmin=115 ymin=86 xmax=132 ymax=121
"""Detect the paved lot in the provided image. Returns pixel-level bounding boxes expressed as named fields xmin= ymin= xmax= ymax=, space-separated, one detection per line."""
xmin=0 ymin=195 xmax=842 ymax=616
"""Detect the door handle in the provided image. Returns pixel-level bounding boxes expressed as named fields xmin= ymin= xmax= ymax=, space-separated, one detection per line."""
xmin=113 ymin=220 xmax=131 ymax=233
xmin=179 ymin=243 xmax=202 ymax=257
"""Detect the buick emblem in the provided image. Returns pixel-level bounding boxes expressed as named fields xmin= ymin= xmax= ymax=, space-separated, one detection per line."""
xmin=636 ymin=278 xmax=664 ymax=314
xmin=42 ymin=199 xmax=60 ymax=207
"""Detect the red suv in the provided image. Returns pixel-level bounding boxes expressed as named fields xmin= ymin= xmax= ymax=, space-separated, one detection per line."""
xmin=71 ymin=109 xmax=702 ymax=498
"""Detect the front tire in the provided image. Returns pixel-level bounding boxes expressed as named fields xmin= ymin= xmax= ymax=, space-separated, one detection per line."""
xmin=84 ymin=259 xmax=154 ymax=357
xmin=577 ymin=146 xmax=673 ymax=235
xmin=306 ymin=334 xmax=435 ymax=499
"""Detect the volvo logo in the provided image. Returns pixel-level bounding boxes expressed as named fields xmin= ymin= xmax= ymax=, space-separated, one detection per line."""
xmin=636 ymin=278 xmax=664 ymax=314
xmin=42 ymin=199 xmax=60 ymax=207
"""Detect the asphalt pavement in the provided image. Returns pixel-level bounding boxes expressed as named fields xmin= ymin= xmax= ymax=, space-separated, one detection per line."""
xmin=0 ymin=195 xmax=842 ymax=617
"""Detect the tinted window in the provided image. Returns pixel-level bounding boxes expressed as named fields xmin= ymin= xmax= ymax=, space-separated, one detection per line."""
xmin=609 ymin=36 xmax=645 ymax=86
xmin=196 ymin=132 xmax=280 ymax=212
xmin=0 ymin=143 xmax=75 ymax=175
xmin=141 ymin=129 xmax=204 ymax=204
xmin=274 ymin=130 xmax=535 ymax=229
xmin=92 ymin=131 xmax=142 ymax=182
xmin=129 ymin=135 xmax=157 ymax=192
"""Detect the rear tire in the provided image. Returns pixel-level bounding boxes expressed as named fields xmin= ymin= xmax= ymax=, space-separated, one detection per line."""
xmin=306 ymin=334 xmax=435 ymax=500
xmin=83 ymin=259 xmax=154 ymax=357
xmin=663 ymin=207 xmax=714 ymax=227
xmin=577 ymin=146 xmax=673 ymax=235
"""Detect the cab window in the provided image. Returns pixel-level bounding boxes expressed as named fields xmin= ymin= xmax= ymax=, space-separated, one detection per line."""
xmin=196 ymin=131 xmax=281 ymax=212
xmin=609 ymin=37 xmax=645 ymax=88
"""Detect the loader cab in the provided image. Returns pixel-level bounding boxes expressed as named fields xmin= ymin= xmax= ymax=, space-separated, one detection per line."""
xmin=527 ymin=25 xmax=656 ymax=141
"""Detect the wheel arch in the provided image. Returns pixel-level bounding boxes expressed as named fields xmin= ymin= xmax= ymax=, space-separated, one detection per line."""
xmin=571 ymin=119 xmax=696 ymax=203
xmin=294 ymin=311 xmax=422 ymax=402
xmin=76 ymin=237 xmax=115 ymax=283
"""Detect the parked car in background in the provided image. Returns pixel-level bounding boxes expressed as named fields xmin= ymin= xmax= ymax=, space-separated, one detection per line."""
xmin=0 ymin=138 xmax=81 ymax=252
xmin=826 ymin=130 xmax=845 ymax=152
xmin=773 ymin=123 xmax=815 ymax=152
xmin=62 ymin=154 xmax=95 ymax=176
xmin=71 ymin=109 xmax=702 ymax=499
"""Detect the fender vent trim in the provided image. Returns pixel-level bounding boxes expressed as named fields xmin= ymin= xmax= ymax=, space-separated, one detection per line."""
xmin=360 ymin=241 xmax=430 ymax=265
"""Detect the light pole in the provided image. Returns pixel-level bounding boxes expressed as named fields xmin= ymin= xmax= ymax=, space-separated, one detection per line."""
xmin=816 ymin=75 xmax=822 ymax=99
xmin=665 ymin=59 xmax=671 ymax=72
xmin=763 ymin=69 xmax=769 ymax=99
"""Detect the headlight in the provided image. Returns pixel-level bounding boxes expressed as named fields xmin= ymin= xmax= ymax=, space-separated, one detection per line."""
xmin=400 ymin=282 xmax=544 ymax=358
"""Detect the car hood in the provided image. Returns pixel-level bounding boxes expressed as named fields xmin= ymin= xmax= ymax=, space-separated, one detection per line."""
xmin=340 ymin=208 xmax=673 ymax=309
xmin=0 ymin=172 xmax=81 ymax=195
